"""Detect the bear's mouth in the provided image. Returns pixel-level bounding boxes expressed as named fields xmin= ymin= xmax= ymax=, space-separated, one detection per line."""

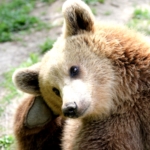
xmin=77 ymin=104 xmax=90 ymax=118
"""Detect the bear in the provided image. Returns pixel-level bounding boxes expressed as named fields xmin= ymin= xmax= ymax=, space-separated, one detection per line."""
xmin=13 ymin=0 xmax=150 ymax=149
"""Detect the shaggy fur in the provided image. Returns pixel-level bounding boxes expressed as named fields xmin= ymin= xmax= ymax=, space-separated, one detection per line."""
xmin=13 ymin=0 xmax=150 ymax=149
xmin=14 ymin=95 xmax=64 ymax=150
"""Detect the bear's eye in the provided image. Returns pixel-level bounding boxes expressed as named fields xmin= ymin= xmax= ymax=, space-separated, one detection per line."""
xmin=52 ymin=87 xmax=60 ymax=97
xmin=69 ymin=66 xmax=80 ymax=78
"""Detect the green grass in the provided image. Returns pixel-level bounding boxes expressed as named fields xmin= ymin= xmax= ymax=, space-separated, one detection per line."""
xmin=0 ymin=53 xmax=39 ymax=110
xmin=133 ymin=7 xmax=150 ymax=20
xmin=0 ymin=0 xmax=47 ymax=42
xmin=127 ymin=7 xmax=150 ymax=35
xmin=41 ymin=0 xmax=55 ymax=4
xmin=91 ymin=7 xmax=97 ymax=15
xmin=98 ymin=0 xmax=105 ymax=4
xmin=40 ymin=38 xmax=56 ymax=54
xmin=104 ymin=11 xmax=111 ymax=16
xmin=0 ymin=135 xmax=14 ymax=150
xmin=83 ymin=0 xmax=105 ymax=4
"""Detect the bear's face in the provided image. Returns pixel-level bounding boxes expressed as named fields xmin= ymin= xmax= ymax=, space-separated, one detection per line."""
xmin=39 ymin=35 xmax=116 ymax=118
xmin=13 ymin=0 xmax=117 ymax=119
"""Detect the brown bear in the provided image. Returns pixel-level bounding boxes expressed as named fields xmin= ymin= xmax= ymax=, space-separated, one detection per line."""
xmin=13 ymin=0 xmax=150 ymax=149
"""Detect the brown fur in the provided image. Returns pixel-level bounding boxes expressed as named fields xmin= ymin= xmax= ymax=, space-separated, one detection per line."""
xmin=14 ymin=95 xmax=64 ymax=150
xmin=61 ymin=31 xmax=150 ymax=150
xmin=13 ymin=0 xmax=150 ymax=149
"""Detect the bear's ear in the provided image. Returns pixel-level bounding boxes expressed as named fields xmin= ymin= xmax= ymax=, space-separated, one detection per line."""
xmin=12 ymin=63 xmax=41 ymax=95
xmin=62 ymin=0 xmax=95 ymax=37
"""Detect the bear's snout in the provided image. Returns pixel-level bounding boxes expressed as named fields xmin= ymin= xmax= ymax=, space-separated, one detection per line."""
xmin=62 ymin=102 xmax=78 ymax=118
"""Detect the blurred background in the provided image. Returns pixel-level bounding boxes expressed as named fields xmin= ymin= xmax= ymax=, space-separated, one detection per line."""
xmin=0 ymin=0 xmax=150 ymax=149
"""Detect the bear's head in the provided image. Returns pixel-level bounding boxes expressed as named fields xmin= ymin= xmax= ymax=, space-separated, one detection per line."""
xmin=13 ymin=0 xmax=141 ymax=119
xmin=12 ymin=0 xmax=119 ymax=119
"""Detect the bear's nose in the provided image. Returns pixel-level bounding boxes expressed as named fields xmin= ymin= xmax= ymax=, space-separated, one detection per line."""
xmin=62 ymin=102 xmax=77 ymax=118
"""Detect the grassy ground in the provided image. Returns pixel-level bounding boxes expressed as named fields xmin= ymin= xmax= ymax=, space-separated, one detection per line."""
xmin=0 ymin=0 xmax=38 ymax=42
xmin=0 ymin=0 xmax=55 ymax=149
xmin=127 ymin=6 xmax=150 ymax=35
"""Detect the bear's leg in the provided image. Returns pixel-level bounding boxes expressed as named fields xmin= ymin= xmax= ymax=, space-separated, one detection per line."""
xmin=14 ymin=95 xmax=64 ymax=150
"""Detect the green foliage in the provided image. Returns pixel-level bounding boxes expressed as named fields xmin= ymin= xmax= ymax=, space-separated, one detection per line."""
xmin=127 ymin=7 xmax=150 ymax=35
xmin=19 ymin=53 xmax=40 ymax=67
xmin=41 ymin=0 xmax=55 ymax=4
xmin=0 ymin=135 xmax=14 ymax=150
xmin=98 ymin=0 xmax=105 ymax=4
xmin=83 ymin=0 xmax=105 ymax=4
xmin=133 ymin=7 xmax=150 ymax=20
xmin=104 ymin=11 xmax=111 ymax=16
xmin=40 ymin=38 xmax=56 ymax=54
xmin=91 ymin=7 xmax=97 ymax=15
xmin=0 ymin=0 xmax=44 ymax=42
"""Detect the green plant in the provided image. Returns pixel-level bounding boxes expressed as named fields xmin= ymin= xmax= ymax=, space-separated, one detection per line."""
xmin=83 ymin=0 xmax=105 ymax=4
xmin=104 ymin=11 xmax=111 ymax=16
xmin=91 ymin=7 xmax=97 ymax=15
xmin=0 ymin=0 xmax=45 ymax=42
xmin=41 ymin=0 xmax=55 ymax=4
xmin=133 ymin=7 xmax=150 ymax=20
xmin=0 ymin=135 xmax=14 ymax=150
xmin=40 ymin=38 xmax=56 ymax=54
xmin=127 ymin=7 xmax=150 ymax=35
xmin=98 ymin=0 xmax=105 ymax=4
